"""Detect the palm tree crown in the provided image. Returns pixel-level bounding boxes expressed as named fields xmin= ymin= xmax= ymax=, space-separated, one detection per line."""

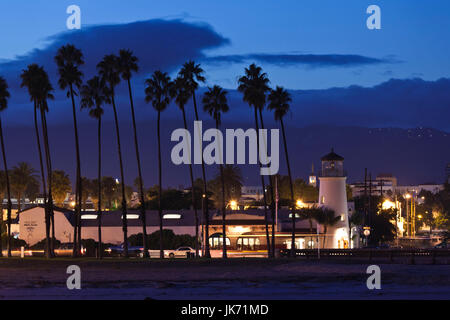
xmin=202 ymin=85 xmax=229 ymax=125
xmin=237 ymin=63 xmax=270 ymax=109
xmin=20 ymin=64 xmax=54 ymax=106
xmin=144 ymin=71 xmax=172 ymax=111
xmin=118 ymin=49 xmax=138 ymax=81
xmin=81 ymin=77 xmax=110 ymax=119
xmin=178 ymin=60 xmax=205 ymax=94
xmin=0 ymin=77 xmax=10 ymax=111
xmin=54 ymin=44 xmax=84 ymax=92
xmin=268 ymin=86 xmax=292 ymax=120
xmin=97 ymin=55 xmax=121 ymax=92
xmin=171 ymin=76 xmax=191 ymax=109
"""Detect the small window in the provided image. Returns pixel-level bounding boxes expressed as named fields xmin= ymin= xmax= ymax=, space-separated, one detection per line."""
xmin=321 ymin=196 xmax=325 ymax=204
xmin=163 ymin=213 xmax=182 ymax=219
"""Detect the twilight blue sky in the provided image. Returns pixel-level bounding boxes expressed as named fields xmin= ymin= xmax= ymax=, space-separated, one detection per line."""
xmin=1 ymin=0 xmax=449 ymax=90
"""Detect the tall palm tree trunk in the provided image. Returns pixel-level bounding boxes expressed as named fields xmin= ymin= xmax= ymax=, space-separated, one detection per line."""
xmin=254 ymin=107 xmax=271 ymax=257
xmin=216 ymin=120 xmax=227 ymax=259
xmin=69 ymin=85 xmax=83 ymax=256
xmin=42 ymin=111 xmax=55 ymax=256
xmin=157 ymin=111 xmax=164 ymax=259
xmin=182 ymin=106 xmax=199 ymax=257
xmin=111 ymin=95 xmax=128 ymax=258
xmin=40 ymin=106 xmax=54 ymax=258
xmin=280 ymin=119 xmax=296 ymax=257
xmin=192 ymin=93 xmax=210 ymax=258
xmin=258 ymin=109 xmax=276 ymax=258
xmin=34 ymin=102 xmax=49 ymax=257
xmin=127 ymin=79 xmax=148 ymax=258
xmin=0 ymin=116 xmax=12 ymax=257
xmin=97 ymin=116 xmax=103 ymax=259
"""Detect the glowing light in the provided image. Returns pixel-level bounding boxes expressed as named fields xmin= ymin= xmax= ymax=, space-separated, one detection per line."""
xmin=70 ymin=201 xmax=76 ymax=207
xmin=405 ymin=193 xmax=411 ymax=199
xmin=229 ymin=200 xmax=238 ymax=210
xmin=296 ymin=199 xmax=306 ymax=208
xmin=418 ymin=214 xmax=423 ymax=220
xmin=228 ymin=226 xmax=251 ymax=234
xmin=163 ymin=213 xmax=182 ymax=219
xmin=382 ymin=199 xmax=396 ymax=210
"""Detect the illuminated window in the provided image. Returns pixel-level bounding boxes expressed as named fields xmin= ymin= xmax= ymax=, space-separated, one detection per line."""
xmin=321 ymin=196 xmax=325 ymax=204
xmin=209 ymin=234 xmax=230 ymax=249
xmin=237 ymin=237 xmax=260 ymax=251
xmin=163 ymin=213 xmax=182 ymax=219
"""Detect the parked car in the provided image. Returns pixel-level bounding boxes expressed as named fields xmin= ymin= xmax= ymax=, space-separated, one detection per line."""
xmin=165 ymin=247 xmax=196 ymax=258
xmin=105 ymin=243 xmax=143 ymax=257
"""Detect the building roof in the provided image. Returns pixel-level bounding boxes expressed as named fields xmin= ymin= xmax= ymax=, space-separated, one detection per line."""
xmin=16 ymin=206 xmax=312 ymax=228
xmin=321 ymin=148 xmax=344 ymax=161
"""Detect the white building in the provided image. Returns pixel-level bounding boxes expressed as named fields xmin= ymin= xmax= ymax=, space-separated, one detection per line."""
xmin=318 ymin=149 xmax=350 ymax=249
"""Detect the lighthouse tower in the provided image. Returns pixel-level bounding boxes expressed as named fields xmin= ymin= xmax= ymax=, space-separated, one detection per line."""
xmin=318 ymin=149 xmax=350 ymax=249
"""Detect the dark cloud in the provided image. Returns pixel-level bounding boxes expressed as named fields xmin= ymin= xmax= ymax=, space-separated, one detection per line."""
xmin=281 ymin=77 xmax=450 ymax=131
xmin=0 ymin=19 xmax=229 ymax=123
xmin=203 ymin=53 xmax=396 ymax=68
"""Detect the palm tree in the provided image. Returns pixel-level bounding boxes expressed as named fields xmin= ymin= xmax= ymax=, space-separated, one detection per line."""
xmin=51 ymin=170 xmax=72 ymax=206
xmin=171 ymin=76 xmax=200 ymax=257
xmin=237 ymin=64 xmax=272 ymax=257
xmin=202 ymin=85 xmax=229 ymax=258
xmin=81 ymin=76 xmax=110 ymax=258
xmin=268 ymin=86 xmax=296 ymax=255
xmin=210 ymin=164 xmax=243 ymax=207
xmin=145 ymin=70 xmax=172 ymax=259
xmin=117 ymin=49 xmax=149 ymax=258
xmin=311 ymin=207 xmax=340 ymax=248
xmin=97 ymin=54 xmax=129 ymax=258
xmin=55 ymin=44 xmax=84 ymax=257
xmin=0 ymin=76 xmax=12 ymax=257
xmin=257 ymin=101 xmax=277 ymax=258
xmin=11 ymin=162 xmax=38 ymax=212
xmin=179 ymin=61 xmax=211 ymax=258
xmin=20 ymin=65 xmax=55 ymax=258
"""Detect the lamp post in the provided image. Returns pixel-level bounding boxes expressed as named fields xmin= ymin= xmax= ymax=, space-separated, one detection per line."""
xmin=405 ymin=193 xmax=411 ymax=237
xmin=363 ymin=227 xmax=371 ymax=247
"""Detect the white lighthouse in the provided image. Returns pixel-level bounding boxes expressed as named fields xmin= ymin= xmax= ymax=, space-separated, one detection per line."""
xmin=318 ymin=149 xmax=350 ymax=249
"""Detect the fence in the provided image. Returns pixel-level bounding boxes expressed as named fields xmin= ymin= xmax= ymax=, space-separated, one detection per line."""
xmin=281 ymin=248 xmax=450 ymax=264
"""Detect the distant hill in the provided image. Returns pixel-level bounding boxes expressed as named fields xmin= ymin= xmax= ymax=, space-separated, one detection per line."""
xmin=4 ymin=121 xmax=449 ymax=187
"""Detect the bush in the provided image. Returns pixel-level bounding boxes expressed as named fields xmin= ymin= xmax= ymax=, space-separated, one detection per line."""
xmin=30 ymin=238 xmax=62 ymax=250
xmin=1 ymin=236 xmax=27 ymax=249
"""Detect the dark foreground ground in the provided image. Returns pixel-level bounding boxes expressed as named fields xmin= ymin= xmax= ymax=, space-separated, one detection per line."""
xmin=0 ymin=258 xmax=449 ymax=299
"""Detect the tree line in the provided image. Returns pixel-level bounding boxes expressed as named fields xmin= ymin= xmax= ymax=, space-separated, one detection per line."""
xmin=0 ymin=43 xmax=304 ymax=259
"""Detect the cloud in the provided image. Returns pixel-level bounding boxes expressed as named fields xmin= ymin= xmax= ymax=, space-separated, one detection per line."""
xmin=282 ymin=77 xmax=450 ymax=131
xmin=0 ymin=19 xmax=229 ymax=122
xmin=0 ymin=19 xmax=229 ymax=90
xmin=203 ymin=53 xmax=396 ymax=68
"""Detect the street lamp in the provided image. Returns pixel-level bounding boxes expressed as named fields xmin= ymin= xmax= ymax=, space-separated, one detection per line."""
xmin=363 ymin=227 xmax=371 ymax=247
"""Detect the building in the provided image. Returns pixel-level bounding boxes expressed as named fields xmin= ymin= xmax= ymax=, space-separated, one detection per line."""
xmin=318 ymin=149 xmax=350 ymax=249
xmin=240 ymin=186 xmax=264 ymax=202
xmin=15 ymin=205 xmax=324 ymax=251
xmin=17 ymin=206 xmax=197 ymax=246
